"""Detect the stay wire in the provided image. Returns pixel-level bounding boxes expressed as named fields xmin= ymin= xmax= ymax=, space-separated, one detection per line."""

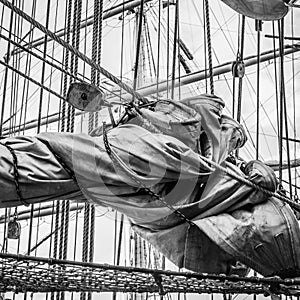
xmin=82 ymin=2 xmax=99 ymax=300
xmin=291 ymin=10 xmax=297 ymax=197
xmin=272 ymin=21 xmax=280 ymax=151
xmin=166 ymin=0 xmax=170 ymax=98
xmin=12 ymin=1 xmax=24 ymax=284
xmin=58 ymin=1 xmax=72 ymax=299
xmin=21 ymin=3 xmax=37 ymax=300
xmin=0 ymin=0 xmax=15 ymax=136
xmin=156 ymin=0 xmax=161 ymax=99
xmin=10 ymin=6 xmax=20 ymax=136
xmin=170 ymin=0 xmax=179 ymax=99
xmin=255 ymin=20 xmax=262 ymax=160
xmin=132 ymin=0 xmax=145 ymax=93
xmin=113 ymin=6 xmax=126 ymax=299
xmin=36 ymin=0 xmax=51 ymax=134
xmin=45 ymin=0 xmax=60 ymax=132
xmin=89 ymin=1 xmax=99 ymax=299
xmin=236 ymin=15 xmax=245 ymax=124
xmin=280 ymin=19 xmax=293 ymax=198
xmin=277 ymin=20 xmax=284 ymax=183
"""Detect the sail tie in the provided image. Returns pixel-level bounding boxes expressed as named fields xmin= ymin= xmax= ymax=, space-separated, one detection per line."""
xmin=0 ymin=143 xmax=29 ymax=206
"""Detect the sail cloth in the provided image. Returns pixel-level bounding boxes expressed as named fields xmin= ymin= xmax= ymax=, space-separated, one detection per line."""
xmin=0 ymin=95 xmax=300 ymax=277
xmin=220 ymin=0 xmax=289 ymax=20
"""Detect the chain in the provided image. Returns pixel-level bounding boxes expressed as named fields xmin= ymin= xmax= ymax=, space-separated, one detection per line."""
xmin=102 ymin=122 xmax=195 ymax=227
xmin=199 ymin=155 xmax=300 ymax=212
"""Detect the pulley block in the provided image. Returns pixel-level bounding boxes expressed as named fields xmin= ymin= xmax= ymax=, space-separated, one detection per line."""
xmin=232 ymin=61 xmax=245 ymax=78
xmin=7 ymin=218 xmax=21 ymax=239
xmin=66 ymin=82 xmax=112 ymax=112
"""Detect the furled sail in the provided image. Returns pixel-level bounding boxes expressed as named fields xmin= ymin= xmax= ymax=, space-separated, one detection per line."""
xmin=220 ymin=0 xmax=289 ymax=20
xmin=0 ymin=94 xmax=299 ymax=278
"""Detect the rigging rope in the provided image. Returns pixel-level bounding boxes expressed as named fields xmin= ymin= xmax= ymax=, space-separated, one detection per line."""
xmin=132 ymin=0 xmax=145 ymax=94
xmin=36 ymin=0 xmax=51 ymax=134
xmin=103 ymin=100 xmax=300 ymax=221
xmin=89 ymin=2 xmax=103 ymax=299
xmin=156 ymin=0 xmax=161 ymax=98
xmin=83 ymin=3 xmax=100 ymax=300
xmin=0 ymin=0 xmax=15 ymax=136
xmin=255 ymin=20 xmax=262 ymax=161
xmin=278 ymin=19 xmax=293 ymax=198
xmin=236 ymin=15 xmax=245 ymax=124
xmin=0 ymin=0 xmax=150 ymax=104
xmin=170 ymin=0 xmax=179 ymax=99
xmin=204 ymin=0 xmax=214 ymax=95
xmin=291 ymin=10 xmax=298 ymax=198
xmin=60 ymin=0 xmax=72 ymax=133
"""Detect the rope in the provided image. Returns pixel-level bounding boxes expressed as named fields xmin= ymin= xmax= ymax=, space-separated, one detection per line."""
xmin=200 ymin=155 xmax=300 ymax=211
xmin=96 ymin=0 xmax=103 ymax=86
xmin=59 ymin=2 xmax=73 ymax=299
xmin=255 ymin=20 xmax=262 ymax=160
xmin=204 ymin=0 xmax=214 ymax=95
xmin=0 ymin=33 xmax=85 ymax=85
xmin=236 ymin=15 xmax=245 ymax=124
xmin=171 ymin=0 xmax=179 ymax=99
xmin=94 ymin=0 xmax=104 ymax=130
xmin=0 ymin=0 xmax=14 ymax=136
xmin=51 ymin=200 xmax=60 ymax=300
xmin=278 ymin=19 xmax=293 ymax=198
xmin=132 ymin=0 xmax=145 ymax=93
xmin=90 ymin=0 xmax=99 ymax=84
xmin=291 ymin=11 xmax=298 ymax=197
xmin=0 ymin=60 xmax=64 ymax=101
xmin=156 ymin=0 xmax=162 ymax=98
xmin=83 ymin=4 xmax=103 ymax=298
xmin=81 ymin=204 xmax=90 ymax=264
xmin=277 ymin=20 xmax=284 ymax=183
xmin=0 ymin=143 xmax=28 ymax=206
xmin=166 ymin=0 xmax=170 ymax=98
xmin=36 ymin=0 xmax=51 ymax=134
xmin=0 ymin=0 xmax=150 ymax=104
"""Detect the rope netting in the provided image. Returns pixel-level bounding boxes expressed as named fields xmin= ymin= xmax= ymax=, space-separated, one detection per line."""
xmin=0 ymin=253 xmax=300 ymax=296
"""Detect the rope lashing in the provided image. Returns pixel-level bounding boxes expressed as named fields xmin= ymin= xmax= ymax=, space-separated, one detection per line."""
xmin=0 ymin=0 xmax=149 ymax=105
xmin=199 ymin=155 xmax=300 ymax=212
xmin=0 ymin=253 xmax=300 ymax=295
xmin=0 ymin=143 xmax=29 ymax=206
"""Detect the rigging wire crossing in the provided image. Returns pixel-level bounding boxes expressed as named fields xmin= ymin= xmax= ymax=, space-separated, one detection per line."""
xmin=0 ymin=0 xmax=149 ymax=105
